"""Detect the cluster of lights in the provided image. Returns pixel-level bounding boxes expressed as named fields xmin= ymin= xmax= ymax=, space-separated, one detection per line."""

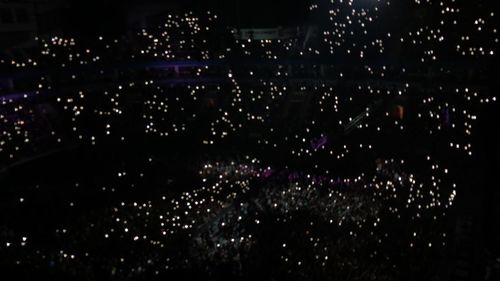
xmin=0 ymin=1 xmax=498 ymax=279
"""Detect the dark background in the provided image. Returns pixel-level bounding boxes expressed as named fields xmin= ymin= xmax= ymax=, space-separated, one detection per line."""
xmin=63 ymin=0 xmax=311 ymax=36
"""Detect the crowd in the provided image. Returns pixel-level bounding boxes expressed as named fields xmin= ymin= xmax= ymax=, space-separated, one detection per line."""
xmin=0 ymin=0 xmax=499 ymax=280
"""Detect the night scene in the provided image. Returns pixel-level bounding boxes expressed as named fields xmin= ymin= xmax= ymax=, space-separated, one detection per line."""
xmin=0 ymin=1 xmax=499 ymax=281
